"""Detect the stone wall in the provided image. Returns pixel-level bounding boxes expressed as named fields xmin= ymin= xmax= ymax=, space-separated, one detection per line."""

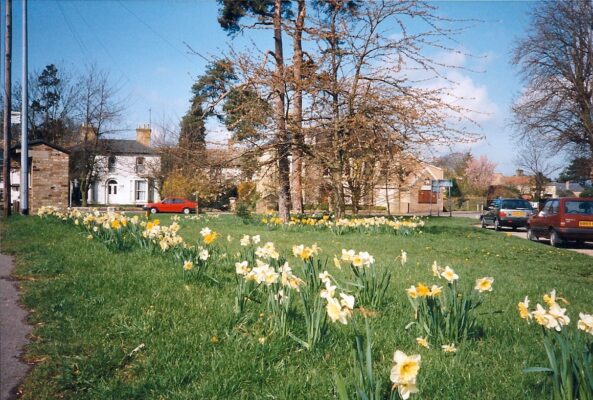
xmin=29 ymin=144 xmax=70 ymax=213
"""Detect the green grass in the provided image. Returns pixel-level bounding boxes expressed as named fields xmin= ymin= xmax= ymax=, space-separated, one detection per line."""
xmin=1 ymin=214 xmax=592 ymax=399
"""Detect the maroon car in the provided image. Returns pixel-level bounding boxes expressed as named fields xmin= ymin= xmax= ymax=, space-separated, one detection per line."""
xmin=143 ymin=198 xmax=198 ymax=214
xmin=527 ymin=197 xmax=593 ymax=247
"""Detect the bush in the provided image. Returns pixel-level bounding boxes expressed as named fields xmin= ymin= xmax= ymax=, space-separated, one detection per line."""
xmin=580 ymin=187 xmax=593 ymax=198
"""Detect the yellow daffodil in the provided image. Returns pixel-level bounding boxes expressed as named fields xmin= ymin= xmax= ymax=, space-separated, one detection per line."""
xmin=416 ymin=283 xmax=431 ymax=297
xmin=474 ymin=277 xmax=494 ymax=293
xmin=518 ymin=296 xmax=530 ymax=320
xmin=416 ymin=337 xmax=430 ymax=349
xmin=183 ymin=260 xmax=193 ymax=271
xmin=543 ymin=289 xmax=557 ymax=307
xmin=203 ymin=232 xmax=218 ymax=245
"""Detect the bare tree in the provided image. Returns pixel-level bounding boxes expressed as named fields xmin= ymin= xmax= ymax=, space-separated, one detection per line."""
xmin=306 ymin=1 xmax=478 ymax=216
xmin=514 ymin=135 xmax=556 ymax=200
xmin=70 ymin=66 xmax=125 ymax=206
xmin=512 ymin=0 xmax=593 ymax=179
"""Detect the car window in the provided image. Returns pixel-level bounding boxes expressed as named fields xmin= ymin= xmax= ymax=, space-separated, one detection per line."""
xmin=550 ymin=200 xmax=560 ymax=214
xmin=162 ymin=199 xmax=172 ymax=204
xmin=564 ymin=200 xmax=593 ymax=215
xmin=174 ymin=199 xmax=184 ymax=204
xmin=542 ymin=201 xmax=553 ymax=213
xmin=500 ymin=199 xmax=533 ymax=209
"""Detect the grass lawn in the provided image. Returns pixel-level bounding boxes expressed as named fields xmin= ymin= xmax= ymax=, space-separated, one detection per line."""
xmin=1 ymin=214 xmax=592 ymax=399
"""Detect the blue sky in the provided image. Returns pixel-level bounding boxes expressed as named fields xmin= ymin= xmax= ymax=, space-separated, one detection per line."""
xmin=2 ymin=0 xmax=538 ymax=175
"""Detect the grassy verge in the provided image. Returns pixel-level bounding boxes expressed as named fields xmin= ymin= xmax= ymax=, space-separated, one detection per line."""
xmin=1 ymin=214 xmax=592 ymax=399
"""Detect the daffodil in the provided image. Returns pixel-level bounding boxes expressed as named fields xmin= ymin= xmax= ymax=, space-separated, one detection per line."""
xmin=543 ymin=289 xmax=557 ymax=307
xmin=416 ymin=283 xmax=431 ymax=297
xmin=441 ymin=343 xmax=457 ymax=353
xmin=429 ymin=285 xmax=442 ymax=297
xmin=474 ymin=277 xmax=494 ymax=293
xmin=394 ymin=382 xmax=418 ymax=400
xmin=199 ymin=249 xmax=209 ymax=261
xmin=440 ymin=266 xmax=459 ymax=283
xmin=518 ymin=296 xmax=530 ymax=320
xmin=406 ymin=285 xmax=418 ymax=299
xmin=183 ymin=260 xmax=193 ymax=271
xmin=333 ymin=256 xmax=342 ymax=269
xmin=390 ymin=350 xmax=421 ymax=385
xmin=235 ymin=261 xmax=249 ymax=275
xmin=577 ymin=313 xmax=593 ymax=335
xmin=416 ymin=337 xmax=430 ymax=349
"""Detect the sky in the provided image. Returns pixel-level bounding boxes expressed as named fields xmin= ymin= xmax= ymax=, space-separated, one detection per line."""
xmin=1 ymin=0 xmax=540 ymax=175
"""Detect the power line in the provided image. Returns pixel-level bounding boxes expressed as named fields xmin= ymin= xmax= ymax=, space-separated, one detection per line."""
xmin=55 ymin=1 xmax=92 ymax=60
xmin=116 ymin=0 xmax=195 ymax=65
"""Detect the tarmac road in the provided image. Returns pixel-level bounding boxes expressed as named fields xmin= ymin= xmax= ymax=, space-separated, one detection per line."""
xmin=479 ymin=225 xmax=593 ymax=256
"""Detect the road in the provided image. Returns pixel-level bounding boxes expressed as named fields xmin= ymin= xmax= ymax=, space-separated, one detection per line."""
xmin=480 ymin=226 xmax=593 ymax=256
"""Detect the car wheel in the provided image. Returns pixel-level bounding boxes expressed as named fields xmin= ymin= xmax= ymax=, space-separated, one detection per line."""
xmin=183 ymin=208 xmax=190 ymax=215
xmin=527 ymin=227 xmax=538 ymax=241
xmin=494 ymin=219 xmax=501 ymax=231
xmin=549 ymin=229 xmax=563 ymax=247
xmin=150 ymin=208 xmax=158 ymax=214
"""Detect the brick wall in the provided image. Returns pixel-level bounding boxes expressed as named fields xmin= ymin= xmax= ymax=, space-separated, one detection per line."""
xmin=29 ymin=144 xmax=70 ymax=213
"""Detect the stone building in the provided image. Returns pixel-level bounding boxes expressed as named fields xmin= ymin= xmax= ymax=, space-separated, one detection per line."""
xmin=8 ymin=140 xmax=70 ymax=213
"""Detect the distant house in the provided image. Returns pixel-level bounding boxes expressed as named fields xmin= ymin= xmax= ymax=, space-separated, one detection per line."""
xmin=544 ymin=181 xmax=587 ymax=198
xmin=253 ymin=151 xmax=444 ymax=214
xmin=0 ymin=140 xmax=70 ymax=213
xmin=491 ymin=170 xmax=532 ymax=197
xmin=70 ymin=125 xmax=161 ymax=206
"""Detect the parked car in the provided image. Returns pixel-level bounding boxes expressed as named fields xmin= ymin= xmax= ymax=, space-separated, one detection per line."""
xmin=480 ymin=198 xmax=535 ymax=230
xmin=527 ymin=197 xmax=593 ymax=247
xmin=143 ymin=198 xmax=198 ymax=214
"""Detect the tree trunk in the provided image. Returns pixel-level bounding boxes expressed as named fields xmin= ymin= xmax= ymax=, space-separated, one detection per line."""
xmin=273 ymin=0 xmax=291 ymax=222
xmin=290 ymin=0 xmax=305 ymax=214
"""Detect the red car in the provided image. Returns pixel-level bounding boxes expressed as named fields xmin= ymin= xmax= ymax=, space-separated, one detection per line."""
xmin=527 ymin=197 xmax=593 ymax=247
xmin=143 ymin=198 xmax=198 ymax=214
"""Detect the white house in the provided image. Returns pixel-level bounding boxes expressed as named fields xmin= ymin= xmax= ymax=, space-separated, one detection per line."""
xmin=83 ymin=126 xmax=161 ymax=206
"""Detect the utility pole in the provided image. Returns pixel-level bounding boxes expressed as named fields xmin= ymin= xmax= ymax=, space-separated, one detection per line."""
xmin=2 ymin=0 xmax=12 ymax=217
xmin=20 ymin=0 xmax=28 ymax=215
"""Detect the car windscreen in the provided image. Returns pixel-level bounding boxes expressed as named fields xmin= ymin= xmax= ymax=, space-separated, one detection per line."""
xmin=564 ymin=200 xmax=593 ymax=215
xmin=500 ymin=200 xmax=532 ymax=209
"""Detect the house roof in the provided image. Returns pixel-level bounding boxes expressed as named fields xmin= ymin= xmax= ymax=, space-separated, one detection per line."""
xmin=70 ymin=139 xmax=158 ymax=155
xmin=11 ymin=139 xmax=70 ymax=154
xmin=100 ymin=139 xmax=157 ymax=155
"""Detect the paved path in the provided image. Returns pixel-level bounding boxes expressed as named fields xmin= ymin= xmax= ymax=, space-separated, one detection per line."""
xmin=0 ymin=254 xmax=32 ymax=400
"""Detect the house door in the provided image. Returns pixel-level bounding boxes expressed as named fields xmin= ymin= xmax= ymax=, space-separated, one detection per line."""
xmin=107 ymin=179 xmax=118 ymax=204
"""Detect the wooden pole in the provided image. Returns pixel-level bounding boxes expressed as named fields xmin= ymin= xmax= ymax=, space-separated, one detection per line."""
xmin=2 ymin=0 xmax=12 ymax=217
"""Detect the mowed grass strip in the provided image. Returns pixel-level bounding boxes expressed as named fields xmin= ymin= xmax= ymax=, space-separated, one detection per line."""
xmin=1 ymin=215 xmax=592 ymax=399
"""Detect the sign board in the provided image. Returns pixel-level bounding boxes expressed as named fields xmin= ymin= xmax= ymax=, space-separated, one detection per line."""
xmin=431 ymin=179 xmax=453 ymax=192
xmin=10 ymin=111 xmax=21 ymax=124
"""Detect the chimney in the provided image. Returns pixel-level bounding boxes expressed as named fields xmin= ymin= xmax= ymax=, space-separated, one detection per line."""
xmin=80 ymin=124 xmax=97 ymax=142
xmin=136 ymin=125 xmax=151 ymax=147
xmin=516 ymin=169 xmax=524 ymax=176
xmin=565 ymin=180 xmax=570 ymax=190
